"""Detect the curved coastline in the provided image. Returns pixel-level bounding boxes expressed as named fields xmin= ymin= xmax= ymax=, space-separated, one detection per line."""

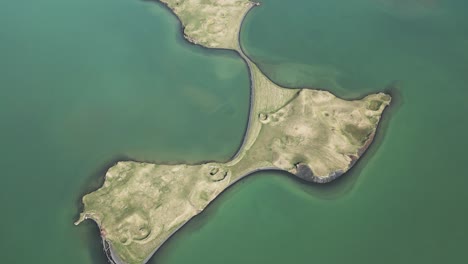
xmin=82 ymin=1 xmax=395 ymax=264
xmin=230 ymin=2 xmax=260 ymax=161
xmin=135 ymin=95 xmax=399 ymax=264
xmin=142 ymin=0 xmax=253 ymax=164
xmin=102 ymin=3 xmax=262 ymax=263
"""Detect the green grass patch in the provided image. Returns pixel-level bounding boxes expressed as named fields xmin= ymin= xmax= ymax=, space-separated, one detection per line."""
xmin=343 ymin=124 xmax=372 ymax=145
xmin=368 ymin=100 xmax=383 ymax=111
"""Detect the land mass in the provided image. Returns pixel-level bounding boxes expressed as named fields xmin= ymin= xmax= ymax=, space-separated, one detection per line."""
xmin=75 ymin=1 xmax=391 ymax=264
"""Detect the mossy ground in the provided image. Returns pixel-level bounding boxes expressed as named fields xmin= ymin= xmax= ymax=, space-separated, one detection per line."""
xmin=76 ymin=1 xmax=391 ymax=263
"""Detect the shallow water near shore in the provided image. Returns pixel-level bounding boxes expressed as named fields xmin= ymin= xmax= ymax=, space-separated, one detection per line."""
xmin=151 ymin=0 xmax=468 ymax=263
xmin=1 ymin=0 xmax=249 ymax=262
xmin=1 ymin=0 xmax=468 ymax=263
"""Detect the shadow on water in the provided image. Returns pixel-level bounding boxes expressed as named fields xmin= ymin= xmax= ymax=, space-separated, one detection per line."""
xmin=143 ymin=0 xmax=244 ymax=61
xmin=74 ymin=155 xmax=130 ymax=218
xmin=76 ymin=86 xmax=403 ymax=264
xmin=140 ymin=0 xmax=252 ymax=165
xmin=147 ymin=81 xmax=402 ymax=263
xmin=291 ymin=81 xmax=404 ymax=199
xmin=148 ymin=83 xmax=402 ymax=263
xmin=77 ymin=221 xmax=110 ymax=264
xmin=77 ymin=1 xmax=404 ymax=262
xmin=74 ymin=155 xmax=131 ymax=264
xmin=73 ymin=153 xmax=195 ymax=264
xmin=76 ymin=54 xmax=404 ymax=264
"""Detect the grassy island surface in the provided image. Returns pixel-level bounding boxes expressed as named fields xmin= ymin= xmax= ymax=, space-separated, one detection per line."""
xmin=75 ymin=1 xmax=391 ymax=263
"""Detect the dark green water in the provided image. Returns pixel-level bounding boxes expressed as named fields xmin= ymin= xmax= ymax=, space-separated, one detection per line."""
xmin=0 ymin=0 xmax=249 ymax=262
xmin=1 ymin=0 xmax=467 ymax=263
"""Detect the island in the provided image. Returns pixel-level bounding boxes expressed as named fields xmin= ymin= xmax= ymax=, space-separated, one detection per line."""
xmin=75 ymin=1 xmax=391 ymax=264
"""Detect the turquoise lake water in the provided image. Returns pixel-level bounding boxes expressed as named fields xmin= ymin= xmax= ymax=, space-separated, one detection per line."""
xmin=1 ymin=0 xmax=467 ymax=263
